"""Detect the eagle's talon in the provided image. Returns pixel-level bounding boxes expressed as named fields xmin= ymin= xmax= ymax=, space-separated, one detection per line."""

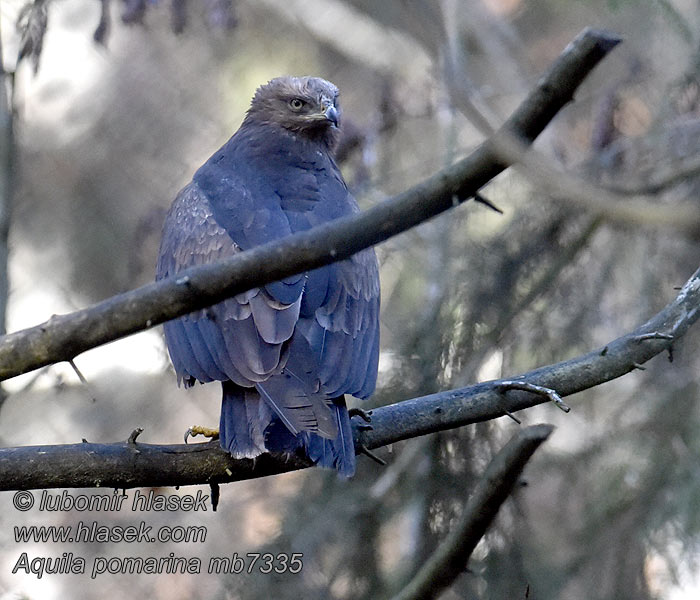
xmin=184 ymin=425 xmax=220 ymax=444
xmin=349 ymin=408 xmax=373 ymax=423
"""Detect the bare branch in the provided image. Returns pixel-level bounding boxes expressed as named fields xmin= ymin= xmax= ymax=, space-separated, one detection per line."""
xmin=0 ymin=438 xmax=312 ymax=491
xmin=0 ymin=264 xmax=696 ymax=491
xmin=446 ymin=35 xmax=700 ymax=233
xmin=361 ymin=265 xmax=698 ymax=451
xmin=502 ymin=139 xmax=700 ymax=230
xmin=603 ymin=153 xmax=700 ymax=195
xmin=0 ymin=27 xmax=621 ymax=382
xmin=389 ymin=425 xmax=554 ymax=600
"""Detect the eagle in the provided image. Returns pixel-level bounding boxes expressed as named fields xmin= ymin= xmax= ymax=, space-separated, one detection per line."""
xmin=156 ymin=76 xmax=380 ymax=476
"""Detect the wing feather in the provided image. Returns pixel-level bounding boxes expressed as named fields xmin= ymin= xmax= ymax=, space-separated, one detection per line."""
xmin=158 ymin=133 xmax=380 ymax=454
xmin=180 ymin=318 xmax=229 ymax=381
xmin=157 ymin=183 xmax=299 ymax=388
xmin=162 ymin=319 xmax=213 ymax=385
xmin=249 ymin=289 xmax=301 ymax=344
xmin=193 ymin=318 xmax=252 ymax=387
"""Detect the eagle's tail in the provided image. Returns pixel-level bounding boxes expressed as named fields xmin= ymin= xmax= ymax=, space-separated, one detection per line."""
xmin=220 ymin=384 xmax=356 ymax=476
xmin=219 ymin=382 xmax=271 ymax=458
xmin=302 ymin=398 xmax=356 ymax=477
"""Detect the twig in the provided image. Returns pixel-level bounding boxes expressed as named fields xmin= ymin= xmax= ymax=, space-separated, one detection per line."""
xmin=603 ymin=153 xmax=700 ymax=195
xmin=357 ymin=444 xmax=387 ymax=466
xmin=68 ymin=358 xmax=97 ymax=402
xmin=447 ymin=32 xmax=700 ymax=233
xmin=497 ymin=381 xmax=570 ymax=413
xmin=127 ymin=428 xmax=143 ymax=444
xmin=473 ymin=192 xmax=504 ymax=214
xmin=501 ymin=407 xmax=522 ymax=424
xmin=634 ymin=332 xmax=674 ymax=342
xmin=390 ymin=425 xmax=554 ymax=600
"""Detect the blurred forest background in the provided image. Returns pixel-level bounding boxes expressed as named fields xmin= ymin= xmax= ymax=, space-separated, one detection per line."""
xmin=0 ymin=0 xmax=700 ymax=599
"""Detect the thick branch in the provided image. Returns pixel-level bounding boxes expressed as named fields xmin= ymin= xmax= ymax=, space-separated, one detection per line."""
xmin=0 ymin=27 xmax=619 ymax=381
xmin=390 ymin=425 xmax=553 ymax=600
xmin=362 ymin=266 xmax=700 ymax=449
xmin=0 ymin=265 xmax=696 ymax=491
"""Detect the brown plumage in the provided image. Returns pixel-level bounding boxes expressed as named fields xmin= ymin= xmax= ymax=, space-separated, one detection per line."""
xmin=156 ymin=76 xmax=380 ymax=476
xmin=244 ymin=77 xmax=342 ymax=146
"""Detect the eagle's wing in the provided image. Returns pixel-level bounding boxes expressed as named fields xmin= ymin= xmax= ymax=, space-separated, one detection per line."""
xmin=195 ymin=147 xmax=381 ymax=401
xmin=158 ymin=151 xmax=379 ymax=450
xmin=297 ymin=249 xmax=380 ymax=400
xmin=156 ymin=182 xmax=334 ymax=437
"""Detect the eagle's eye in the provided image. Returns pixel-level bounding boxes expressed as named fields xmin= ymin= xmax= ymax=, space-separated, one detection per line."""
xmin=288 ymin=98 xmax=306 ymax=111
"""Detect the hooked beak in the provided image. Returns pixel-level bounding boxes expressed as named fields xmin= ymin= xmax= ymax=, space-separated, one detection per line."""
xmin=324 ymin=104 xmax=339 ymax=128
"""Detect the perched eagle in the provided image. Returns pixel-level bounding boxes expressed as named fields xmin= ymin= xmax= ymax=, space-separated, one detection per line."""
xmin=156 ymin=76 xmax=380 ymax=476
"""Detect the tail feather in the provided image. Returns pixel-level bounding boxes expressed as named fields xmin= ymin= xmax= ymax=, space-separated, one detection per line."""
xmin=256 ymin=335 xmax=338 ymax=438
xmin=303 ymin=399 xmax=356 ymax=477
xmin=219 ymin=382 xmax=271 ymax=458
xmin=220 ymin=384 xmax=356 ymax=476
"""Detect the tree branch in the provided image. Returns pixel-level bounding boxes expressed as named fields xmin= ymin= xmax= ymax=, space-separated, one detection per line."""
xmin=389 ymin=424 xmax=554 ymax=600
xmin=0 ymin=264 xmax=697 ymax=491
xmin=361 ymin=265 xmax=699 ymax=450
xmin=0 ymin=27 xmax=620 ymax=381
xmin=445 ymin=32 xmax=700 ymax=233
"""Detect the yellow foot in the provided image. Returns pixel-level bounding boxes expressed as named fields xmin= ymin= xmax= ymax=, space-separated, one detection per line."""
xmin=184 ymin=425 xmax=220 ymax=443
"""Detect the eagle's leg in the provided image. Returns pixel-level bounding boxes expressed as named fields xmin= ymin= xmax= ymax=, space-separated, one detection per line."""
xmin=184 ymin=425 xmax=220 ymax=443
xmin=348 ymin=407 xmax=373 ymax=431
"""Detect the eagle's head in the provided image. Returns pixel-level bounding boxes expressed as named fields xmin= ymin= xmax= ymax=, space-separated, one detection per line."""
xmin=243 ymin=76 xmax=342 ymax=149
